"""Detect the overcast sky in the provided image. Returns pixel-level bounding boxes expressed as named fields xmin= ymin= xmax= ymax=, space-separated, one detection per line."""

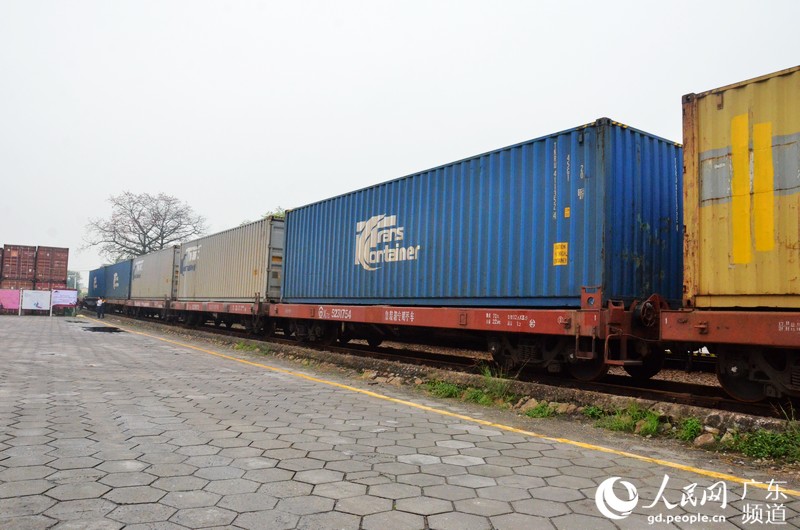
xmin=1 ymin=0 xmax=798 ymax=283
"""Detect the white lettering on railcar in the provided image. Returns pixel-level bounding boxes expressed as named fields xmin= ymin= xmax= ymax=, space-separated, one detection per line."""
xmin=354 ymin=214 xmax=421 ymax=271
xmin=331 ymin=308 xmax=352 ymax=320
xmin=180 ymin=245 xmax=201 ymax=275
xmin=778 ymin=321 xmax=800 ymax=333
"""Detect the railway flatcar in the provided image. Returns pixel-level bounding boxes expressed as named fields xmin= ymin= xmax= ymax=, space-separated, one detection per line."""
xmin=659 ymin=65 xmax=800 ymax=401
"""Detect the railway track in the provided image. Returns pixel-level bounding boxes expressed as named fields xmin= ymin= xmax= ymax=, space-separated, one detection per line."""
xmin=84 ymin=312 xmax=791 ymax=419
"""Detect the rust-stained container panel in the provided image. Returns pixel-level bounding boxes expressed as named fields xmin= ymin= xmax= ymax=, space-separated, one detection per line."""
xmin=683 ymin=66 xmax=800 ymax=308
xmin=35 ymin=246 xmax=69 ymax=283
xmin=131 ymin=246 xmax=179 ymax=299
xmin=2 ymin=245 xmax=36 ymax=281
xmin=176 ymin=217 xmax=284 ymax=302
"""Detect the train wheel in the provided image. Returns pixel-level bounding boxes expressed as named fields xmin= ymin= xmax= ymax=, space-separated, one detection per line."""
xmin=716 ymin=350 xmax=766 ymax=402
xmin=568 ymin=355 xmax=608 ymax=381
xmin=366 ymin=336 xmax=383 ymax=348
xmin=624 ymin=343 xmax=664 ymax=381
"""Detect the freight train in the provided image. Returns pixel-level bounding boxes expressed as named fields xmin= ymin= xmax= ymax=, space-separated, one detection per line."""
xmin=88 ymin=65 xmax=800 ymax=403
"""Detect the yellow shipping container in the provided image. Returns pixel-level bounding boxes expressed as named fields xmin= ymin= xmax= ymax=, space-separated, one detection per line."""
xmin=683 ymin=66 xmax=800 ymax=308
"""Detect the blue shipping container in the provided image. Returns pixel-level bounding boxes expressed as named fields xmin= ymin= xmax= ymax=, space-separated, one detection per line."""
xmin=104 ymin=260 xmax=133 ymax=300
xmin=88 ymin=267 xmax=106 ymax=298
xmin=283 ymin=118 xmax=683 ymax=308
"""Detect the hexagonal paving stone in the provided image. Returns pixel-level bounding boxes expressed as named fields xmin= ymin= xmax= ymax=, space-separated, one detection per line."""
xmin=108 ymin=503 xmax=176 ymax=524
xmin=362 ymin=510 xmax=426 ymax=530
xmin=429 ymin=511 xmax=493 ymax=530
xmin=0 ymin=466 xmax=54 ymax=481
xmin=204 ymin=478 xmax=260 ymax=495
xmin=234 ymin=509 xmax=298 ymax=530
xmin=169 ymin=506 xmax=236 ymax=528
xmin=442 ymin=455 xmax=485 ymax=466
xmin=193 ymin=465 xmax=244 ymax=480
xmin=47 ymin=482 xmax=111 ymax=501
xmin=425 ymin=484 xmax=477 ymax=501
xmin=48 ymin=456 xmax=102 ymax=470
xmin=369 ymin=482 xmax=421 ymax=500
xmin=151 ymin=475 xmax=208 ymax=492
xmin=395 ymin=496 xmax=453 ymax=515
xmin=217 ymin=492 xmax=278 ymax=512
xmin=43 ymin=498 xmax=117 ymax=520
xmin=334 ymin=494 xmax=393 ymax=516
xmin=0 ymin=494 xmax=56 ymax=518
xmin=313 ymin=481 xmax=367 ymax=500
xmin=297 ymin=510 xmax=361 ymax=530
xmin=276 ymin=457 xmax=325 ymax=472
xmin=99 ymin=472 xmax=156 ymax=487
xmin=0 ymin=479 xmax=53 ymax=498
xmin=243 ymin=467 xmax=295 ymax=483
xmin=397 ymin=454 xmax=442 ymax=466
xmin=275 ymin=494 xmax=334 ymax=515
xmin=103 ymin=486 xmax=166 ymax=504
xmin=97 ymin=460 xmax=149 ymax=473
xmin=477 ymin=485 xmax=531 ymax=501
xmin=528 ymin=485 xmax=585 ymax=503
xmin=145 ymin=463 xmax=197 ymax=477
xmin=490 ymin=512 xmax=557 ymax=530
xmin=161 ymin=490 xmax=222 ymax=509
xmin=454 ymin=498 xmax=513 ymax=517
xmin=230 ymin=456 xmax=277 ymax=470
xmin=512 ymin=498 xmax=573 ymax=518
xmin=293 ymin=469 xmax=344 ymax=485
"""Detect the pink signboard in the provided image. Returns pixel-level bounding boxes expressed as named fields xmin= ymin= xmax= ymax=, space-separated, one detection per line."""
xmin=0 ymin=289 xmax=21 ymax=310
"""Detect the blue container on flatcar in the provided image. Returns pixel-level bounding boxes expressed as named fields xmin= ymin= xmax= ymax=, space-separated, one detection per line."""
xmin=282 ymin=118 xmax=683 ymax=308
xmin=88 ymin=267 xmax=106 ymax=298
xmin=104 ymin=260 xmax=133 ymax=300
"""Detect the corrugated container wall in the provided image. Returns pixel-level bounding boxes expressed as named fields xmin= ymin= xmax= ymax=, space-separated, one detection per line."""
xmin=683 ymin=66 xmax=800 ymax=308
xmin=131 ymin=247 xmax=180 ymax=299
xmin=88 ymin=267 xmax=106 ymax=298
xmin=0 ymin=280 xmax=34 ymax=290
xmin=283 ymin=119 xmax=683 ymax=307
xmin=105 ymin=260 xmax=133 ymax=300
xmin=176 ymin=217 xmax=284 ymax=302
xmin=2 ymin=245 xmax=36 ymax=281
xmin=35 ymin=246 xmax=69 ymax=283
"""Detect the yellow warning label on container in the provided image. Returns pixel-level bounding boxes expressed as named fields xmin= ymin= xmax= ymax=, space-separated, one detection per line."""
xmin=553 ymin=242 xmax=568 ymax=266
xmin=564 ymin=207 xmax=570 ymax=218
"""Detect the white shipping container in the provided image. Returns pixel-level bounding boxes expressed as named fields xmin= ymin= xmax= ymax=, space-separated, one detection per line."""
xmin=176 ymin=217 xmax=284 ymax=302
xmin=130 ymin=247 xmax=180 ymax=299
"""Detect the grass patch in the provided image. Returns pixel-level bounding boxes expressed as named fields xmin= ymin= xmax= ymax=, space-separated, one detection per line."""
xmin=733 ymin=427 xmax=800 ymax=461
xmin=676 ymin=417 xmax=702 ymax=442
xmin=464 ymin=388 xmax=495 ymax=406
xmin=525 ymin=402 xmax=556 ymax=418
xmin=596 ymin=403 xmax=657 ymax=433
xmin=583 ymin=405 xmax=604 ymax=419
xmin=427 ymin=381 xmax=463 ymax=399
xmin=234 ymin=341 xmax=262 ymax=352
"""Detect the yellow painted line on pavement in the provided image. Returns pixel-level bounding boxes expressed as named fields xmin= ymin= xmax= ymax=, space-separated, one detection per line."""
xmin=87 ymin=316 xmax=800 ymax=498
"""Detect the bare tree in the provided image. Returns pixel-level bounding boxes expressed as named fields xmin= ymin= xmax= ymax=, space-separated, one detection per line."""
xmin=85 ymin=192 xmax=206 ymax=262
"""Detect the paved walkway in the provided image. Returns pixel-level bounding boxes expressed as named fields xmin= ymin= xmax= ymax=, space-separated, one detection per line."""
xmin=0 ymin=316 xmax=798 ymax=529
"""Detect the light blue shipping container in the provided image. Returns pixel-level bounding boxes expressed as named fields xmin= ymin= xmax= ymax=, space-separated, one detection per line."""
xmin=88 ymin=267 xmax=106 ymax=298
xmin=104 ymin=260 xmax=133 ymax=300
xmin=283 ymin=118 xmax=683 ymax=308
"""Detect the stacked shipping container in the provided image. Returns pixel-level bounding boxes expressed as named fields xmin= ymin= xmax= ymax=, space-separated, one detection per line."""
xmin=1 ymin=245 xmax=37 ymax=290
xmin=34 ymin=247 xmax=69 ymax=290
xmin=0 ymin=245 xmax=70 ymax=290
